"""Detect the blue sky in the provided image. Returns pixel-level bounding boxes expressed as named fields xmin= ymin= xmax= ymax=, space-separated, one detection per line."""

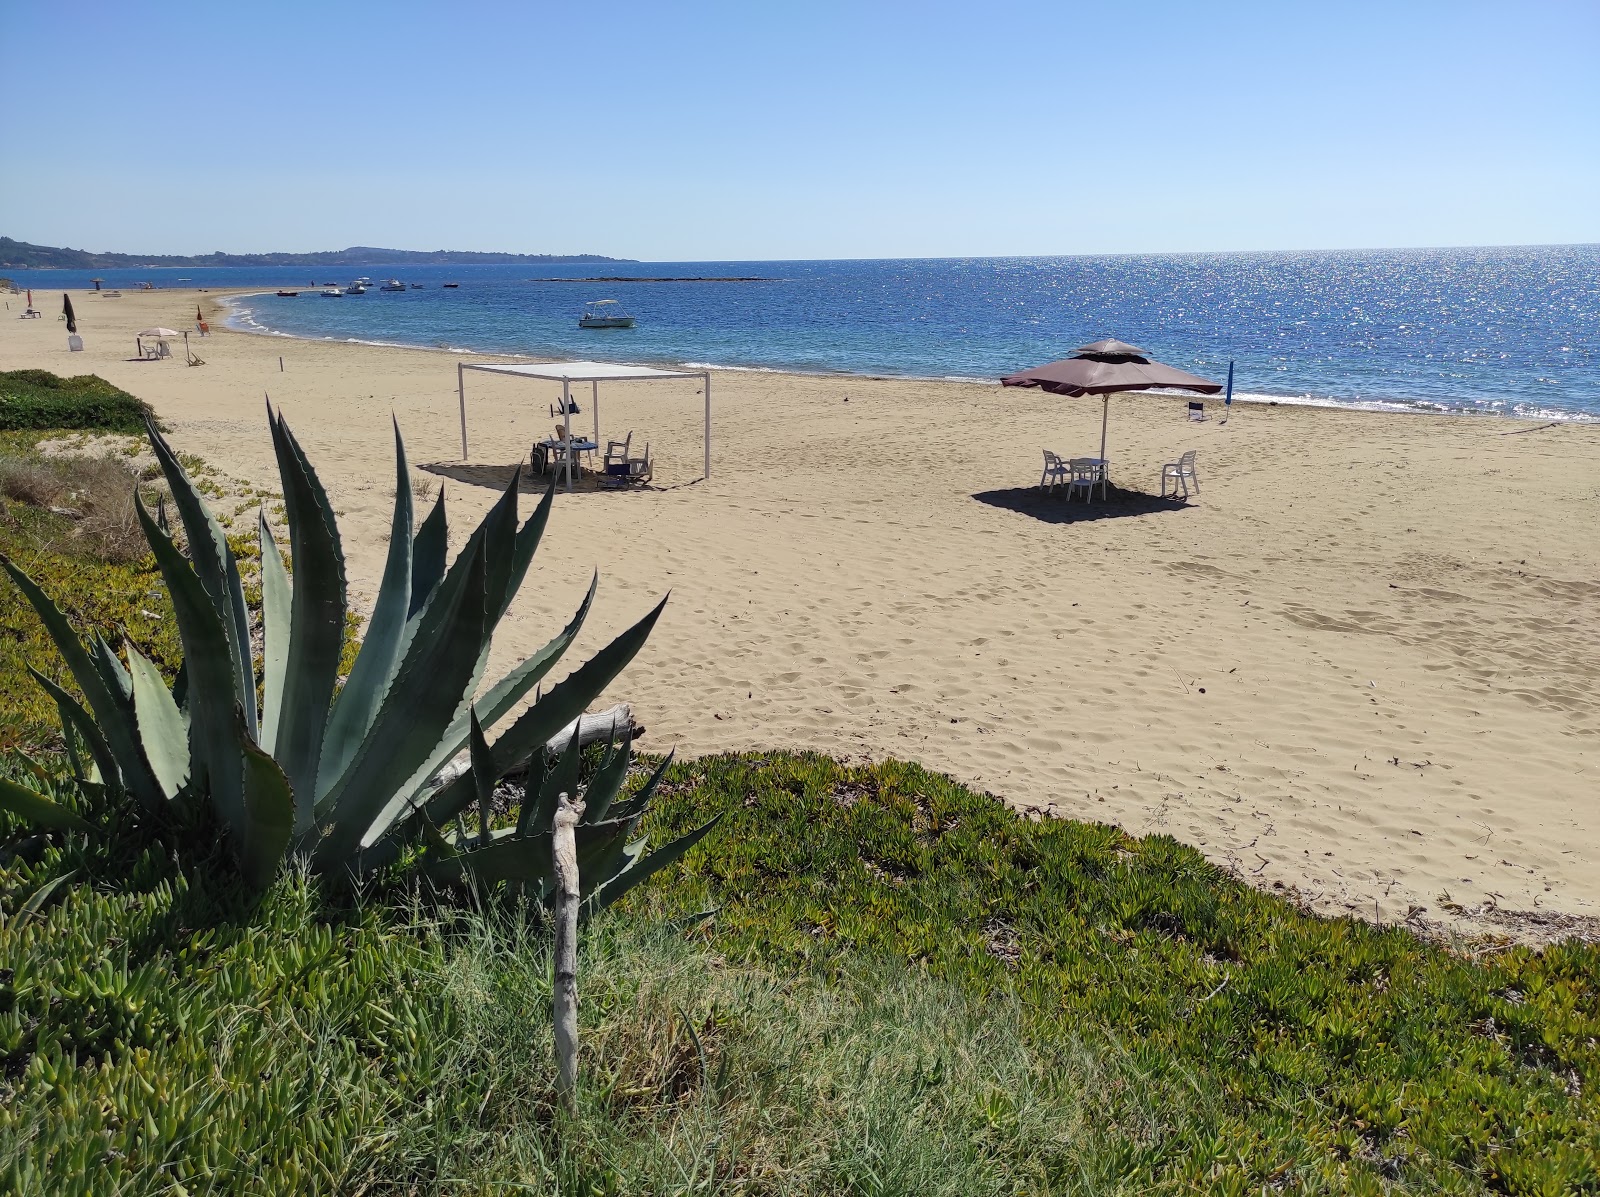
xmin=2 ymin=0 xmax=1596 ymax=260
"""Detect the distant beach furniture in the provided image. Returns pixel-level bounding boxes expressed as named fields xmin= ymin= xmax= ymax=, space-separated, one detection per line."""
xmin=1001 ymin=340 xmax=1221 ymax=486
xmin=136 ymin=327 xmax=181 ymax=360
xmin=456 ymin=360 xmax=711 ymax=491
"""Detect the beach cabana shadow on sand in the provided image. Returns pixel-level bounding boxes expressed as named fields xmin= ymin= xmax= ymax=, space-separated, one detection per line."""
xmin=418 ymin=461 xmax=650 ymax=495
xmin=972 ymin=484 xmax=1190 ymax=524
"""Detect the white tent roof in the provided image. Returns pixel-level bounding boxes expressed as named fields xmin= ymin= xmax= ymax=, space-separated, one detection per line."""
xmin=462 ymin=360 xmax=699 ymax=382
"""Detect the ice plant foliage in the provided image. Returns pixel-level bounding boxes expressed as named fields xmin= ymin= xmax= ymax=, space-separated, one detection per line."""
xmin=1 ymin=411 xmax=717 ymax=897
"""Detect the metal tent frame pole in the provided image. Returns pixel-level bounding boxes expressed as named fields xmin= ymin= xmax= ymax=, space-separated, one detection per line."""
xmin=562 ymin=378 xmax=573 ymax=492
xmin=457 ymin=361 xmax=468 ymax=459
xmin=703 ymin=371 xmax=711 ymax=478
xmin=592 ymin=380 xmax=599 ymax=447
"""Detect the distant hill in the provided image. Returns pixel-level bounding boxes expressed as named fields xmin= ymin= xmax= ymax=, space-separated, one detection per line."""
xmin=0 ymin=237 xmax=631 ymax=269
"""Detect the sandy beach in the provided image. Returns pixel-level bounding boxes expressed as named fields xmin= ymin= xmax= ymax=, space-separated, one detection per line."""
xmin=4 ymin=287 xmax=1596 ymax=936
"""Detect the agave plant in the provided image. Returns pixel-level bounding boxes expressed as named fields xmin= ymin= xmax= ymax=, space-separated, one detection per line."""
xmin=0 ymin=410 xmax=718 ymax=899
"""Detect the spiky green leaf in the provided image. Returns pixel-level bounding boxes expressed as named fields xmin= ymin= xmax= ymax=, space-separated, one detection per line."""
xmin=1 ymin=555 xmax=160 ymax=805
xmin=408 ymin=486 xmax=448 ymax=620
xmin=237 ymin=709 xmax=294 ymax=889
xmin=145 ymin=417 xmax=258 ymax=739
xmin=589 ymin=815 xmax=725 ymax=910
xmin=311 ymin=539 xmax=488 ymax=868
xmin=257 ymin=509 xmax=292 ymax=759
xmin=269 ymin=409 xmax=348 ymax=805
xmin=0 ymin=777 xmax=92 ymax=832
xmin=29 ymin=668 xmax=119 ymax=794
xmin=136 ymin=491 xmax=246 ymax=839
xmin=126 ymin=642 xmax=190 ymax=800
xmin=320 ymin=419 xmax=414 ymax=794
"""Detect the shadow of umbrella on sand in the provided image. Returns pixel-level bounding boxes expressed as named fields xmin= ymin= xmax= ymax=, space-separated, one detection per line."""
xmin=1001 ymin=339 xmax=1222 ymax=463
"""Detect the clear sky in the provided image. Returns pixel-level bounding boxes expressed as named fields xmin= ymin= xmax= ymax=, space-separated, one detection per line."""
xmin=2 ymin=0 xmax=1596 ymax=261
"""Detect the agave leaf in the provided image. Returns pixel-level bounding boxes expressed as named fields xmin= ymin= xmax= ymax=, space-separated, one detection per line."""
xmin=370 ymin=574 xmax=599 ymax=848
xmin=427 ymin=595 xmax=668 ymax=821
xmin=578 ymin=722 xmax=633 ymax=824
xmin=320 ymin=420 xmax=414 ymax=795
xmin=88 ymin=631 xmax=133 ymax=710
xmin=311 ymin=539 xmax=488 ymax=869
xmin=29 ymin=668 xmax=119 ymax=794
xmin=0 ymin=777 xmax=92 ymax=833
xmin=533 ymin=724 xmax=584 ymax=835
xmin=604 ymin=750 xmax=676 ymax=825
xmin=257 ymin=510 xmax=292 ymax=758
xmin=588 ymin=814 xmax=724 ymax=910
xmin=515 ymin=746 xmax=552 ymax=838
xmin=269 ymin=410 xmax=348 ymax=805
xmin=494 ymin=479 xmax=555 ymax=622
xmin=125 ymin=643 xmax=190 ymax=800
xmin=136 ymin=491 xmax=246 ymax=840
xmin=0 ymin=556 xmax=160 ymax=805
xmin=408 ymin=486 xmax=448 ymax=620
xmin=145 ymin=418 xmax=258 ymax=739
xmin=237 ymin=709 xmax=294 ymax=888
xmin=469 ymin=707 xmax=494 ymax=846
xmin=423 ymin=817 xmax=635 ymax=889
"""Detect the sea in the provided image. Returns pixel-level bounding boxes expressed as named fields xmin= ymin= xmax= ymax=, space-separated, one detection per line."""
xmin=11 ymin=245 xmax=1598 ymax=420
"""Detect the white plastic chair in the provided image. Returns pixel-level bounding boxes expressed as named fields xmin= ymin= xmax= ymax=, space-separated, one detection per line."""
xmin=1067 ymin=458 xmax=1107 ymax=502
xmin=1161 ymin=450 xmax=1200 ymax=498
xmin=1040 ymin=450 xmax=1070 ymax=493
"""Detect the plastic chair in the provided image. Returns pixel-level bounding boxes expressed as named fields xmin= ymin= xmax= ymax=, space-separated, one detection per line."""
xmin=1040 ymin=450 xmax=1070 ymax=493
xmin=1161 ymin=450 xmax=1200 ymax=498
xmin=1067 ymin=458 xmax=1107 ymax=502
xmin=604 ymin=432 xmax=632 ymax=470
xmin=626 ymin=443 xmax=652 ymax=485
xmin=1187 ymin=401 xmax=1206 ymax=422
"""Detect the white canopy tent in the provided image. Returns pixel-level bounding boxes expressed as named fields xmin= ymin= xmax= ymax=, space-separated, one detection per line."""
xmin=456 ymin=360 xmax=711 ymax=491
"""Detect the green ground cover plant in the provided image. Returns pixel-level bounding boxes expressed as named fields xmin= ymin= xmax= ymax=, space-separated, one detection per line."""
xmin=3 ymin=750 xmax=1596 ymax=1195
xmin=0 ymin=372 xmax=155 ymax=435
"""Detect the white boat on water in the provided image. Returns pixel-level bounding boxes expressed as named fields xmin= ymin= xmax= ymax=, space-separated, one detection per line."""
xmin=321 ymin=287 xmax=343 ymax=297
xmin=346 ymin=278 xmax=370 ymax=294
xmin=578 ymin=299 xmax=635 ymax=329
xmin=379 ymin=278 xmax=406 ymax=291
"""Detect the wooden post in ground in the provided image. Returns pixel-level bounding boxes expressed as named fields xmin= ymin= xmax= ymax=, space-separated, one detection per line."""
xmin=552 ymin=790 xmax=585 ymax=1112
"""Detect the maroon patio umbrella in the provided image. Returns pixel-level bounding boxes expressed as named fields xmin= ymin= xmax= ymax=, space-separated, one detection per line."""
xmin=1001 ymin=339 xmax=1221 ymax=465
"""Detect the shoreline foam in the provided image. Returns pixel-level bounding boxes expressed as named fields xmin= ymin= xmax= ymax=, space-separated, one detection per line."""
xmin=216 ymin=289 xmax=1594 ymax=422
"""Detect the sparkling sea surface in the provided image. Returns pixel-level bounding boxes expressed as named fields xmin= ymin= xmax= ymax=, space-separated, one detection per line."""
xmin=13 ymin=246 xmax=1598 ymax=418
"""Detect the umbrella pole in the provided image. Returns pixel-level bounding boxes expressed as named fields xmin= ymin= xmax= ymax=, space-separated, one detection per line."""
xmin=1099 ymin=394 xmax=1109 ymax=463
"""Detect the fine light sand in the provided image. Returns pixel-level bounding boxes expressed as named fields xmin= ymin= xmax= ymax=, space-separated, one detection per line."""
xmin=4 ymin=288 xmax=1597 ymax=936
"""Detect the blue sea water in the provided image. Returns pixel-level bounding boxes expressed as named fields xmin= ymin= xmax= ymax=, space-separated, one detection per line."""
xmin=13 ymin=246 xmax=1599 ymax=418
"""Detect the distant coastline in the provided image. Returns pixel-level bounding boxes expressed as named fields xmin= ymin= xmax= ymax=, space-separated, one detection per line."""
xmin=0 ymin=236 xmax=631 ymax=270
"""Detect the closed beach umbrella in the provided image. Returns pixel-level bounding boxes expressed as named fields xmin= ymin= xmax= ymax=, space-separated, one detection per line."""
xmin=63 ymin=294 xmax=77 ymax=333
xmin=1001 ymin=339 xmax=1221 ymax=464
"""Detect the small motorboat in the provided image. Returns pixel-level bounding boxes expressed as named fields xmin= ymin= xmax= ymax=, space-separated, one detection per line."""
xmin=409 ymin=282 xmax=425 ymax=289
xmin=346 ymin=278 xmax=370 ymax=294
xmin=379 ymin=278 xmax=406 ymax=291
xmin=578 ymin=299 xmax=635 ymax=329
xmin=276 ymin=290 xmax=300 ymax=297
xmin=442 ymin=282 xmax=460 ymax=288
xmin=320 ymin=281 xmax=339 ymax=286
xmin=321 ymin=287 xmax=343 ymax=297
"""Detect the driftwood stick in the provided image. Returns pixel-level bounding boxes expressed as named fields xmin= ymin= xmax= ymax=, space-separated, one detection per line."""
xmin=552 ymin=790 xmax=585 ymax=1112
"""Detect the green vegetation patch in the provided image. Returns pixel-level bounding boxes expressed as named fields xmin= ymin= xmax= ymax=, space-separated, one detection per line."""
xmin=0 ymin=371 xmax=155 ymax=434
xmin=637 ymin=753 xmax=1600 ymax=1194
xmin=2 ymin=750 xmax=1596 ymax=1194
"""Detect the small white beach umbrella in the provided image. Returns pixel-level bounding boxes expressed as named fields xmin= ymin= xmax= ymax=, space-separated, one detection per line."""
xmin=139 ymin=327 xmax=181 ymax=338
